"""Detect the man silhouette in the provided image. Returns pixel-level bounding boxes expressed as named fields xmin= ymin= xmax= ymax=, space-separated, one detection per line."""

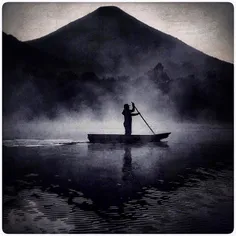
xmin=122 ymin=102 xmax=139 ymax=135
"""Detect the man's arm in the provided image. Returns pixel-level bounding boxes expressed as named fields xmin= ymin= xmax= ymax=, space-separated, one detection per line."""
xmin=130 ymin=102 xmax=135 ymax=112
xmin=131 ymin=113 xmax=139 ymax=116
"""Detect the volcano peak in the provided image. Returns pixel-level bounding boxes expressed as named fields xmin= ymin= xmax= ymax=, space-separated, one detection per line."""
xmin=94 ymin=6 xmax=125 ymax=17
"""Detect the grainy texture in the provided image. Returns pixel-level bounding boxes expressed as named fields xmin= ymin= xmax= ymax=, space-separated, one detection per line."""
xmin=3 ymin=3 xmax=233 ymax=63
xmin=3 ymin=129 xmax=233 ymax=233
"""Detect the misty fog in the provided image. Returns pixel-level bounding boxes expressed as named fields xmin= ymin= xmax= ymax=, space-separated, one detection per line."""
xmin=3 ymin=72 xmax=232 ymax=141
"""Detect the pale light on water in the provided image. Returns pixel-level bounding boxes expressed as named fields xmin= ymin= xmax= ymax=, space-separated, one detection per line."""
xmin=3 ymin=128 xmax=233 ymax=233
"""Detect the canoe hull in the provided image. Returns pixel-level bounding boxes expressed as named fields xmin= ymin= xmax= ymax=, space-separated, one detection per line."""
xmin=88 ymin=133 xmax=171 ymax=143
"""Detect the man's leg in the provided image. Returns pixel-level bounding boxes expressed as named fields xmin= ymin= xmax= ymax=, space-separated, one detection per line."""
xmin=124 ymin=123 xmax=128 ymax=135
xmin=127 ymin=123 xmax=131 ymax=135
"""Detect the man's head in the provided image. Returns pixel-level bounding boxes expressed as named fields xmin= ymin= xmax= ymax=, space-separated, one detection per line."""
xmin=124 ymin=104 xmax=129 ymax=109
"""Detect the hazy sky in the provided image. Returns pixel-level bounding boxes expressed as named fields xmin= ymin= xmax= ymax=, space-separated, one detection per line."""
xmin=2 ymin=2 xmax=233 ymax=63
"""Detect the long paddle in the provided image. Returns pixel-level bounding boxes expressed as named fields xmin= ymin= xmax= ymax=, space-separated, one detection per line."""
xmin=132 ymin=103 xmax=155 ymax=135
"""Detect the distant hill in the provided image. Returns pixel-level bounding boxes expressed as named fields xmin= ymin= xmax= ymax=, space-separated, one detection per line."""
xmin=3 ymin=33 xmax=121 ymax=119
xmin=3 ymin=6 xmax=233 ymax=122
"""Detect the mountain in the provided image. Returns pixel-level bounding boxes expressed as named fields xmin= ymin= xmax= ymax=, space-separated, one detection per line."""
xmin=27 ymin=6 xmax=222 ymax=78
xmin=3 ymin=6 xmax=233 ymax=123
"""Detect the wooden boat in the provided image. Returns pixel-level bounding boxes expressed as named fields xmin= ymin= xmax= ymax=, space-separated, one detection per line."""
xmin=88 ymin=133 xmax=171 ymax=143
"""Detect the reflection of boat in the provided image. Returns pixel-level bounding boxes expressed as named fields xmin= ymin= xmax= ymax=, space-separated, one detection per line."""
xmin=88 ymin=133 xmax=171 ymax=143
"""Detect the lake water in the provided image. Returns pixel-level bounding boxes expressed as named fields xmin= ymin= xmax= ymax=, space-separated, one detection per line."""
xmin=3 ymin=128 xmax=233 ymax=233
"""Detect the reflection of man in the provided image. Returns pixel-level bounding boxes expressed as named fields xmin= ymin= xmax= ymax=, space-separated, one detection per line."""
xmin=122 ymin=146 xmax=132 ymax=182
xmin=122 ymin=102 xmax=139 ymax=135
